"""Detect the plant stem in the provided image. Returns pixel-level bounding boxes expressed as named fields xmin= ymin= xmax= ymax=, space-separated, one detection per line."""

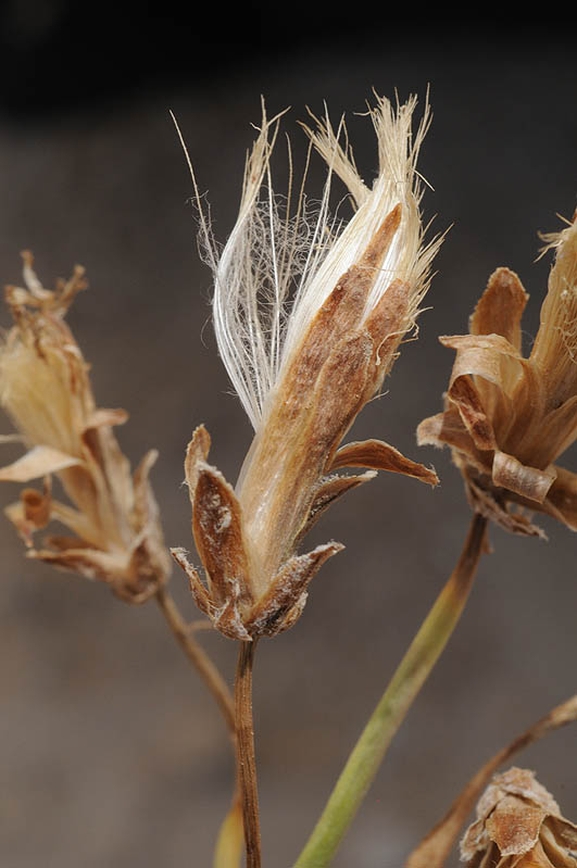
xmin=235 ymin=639 xmax=261 ymax=868
xmin=155 ymin=587 xmax=244 ymax=865
xmin=293 ymin=512 xmax=488 ymax=868
xmin=155 ymin=586 xmax=236 ymax=735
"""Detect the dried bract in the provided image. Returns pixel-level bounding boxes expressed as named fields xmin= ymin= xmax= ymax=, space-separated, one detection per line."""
xmin=418 ymin=215 xmax=577 ymax=537
xmin=0 ymin=253 xmax=171 ymax=602
xmin=174 ymin=95 xmax=441 ymax=639
xmin=461 ymin=767 xmax=577 ymax=868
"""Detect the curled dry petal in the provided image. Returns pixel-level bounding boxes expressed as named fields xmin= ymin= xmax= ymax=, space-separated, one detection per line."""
xmin=331 ymin=438 xmax=438 ymax=484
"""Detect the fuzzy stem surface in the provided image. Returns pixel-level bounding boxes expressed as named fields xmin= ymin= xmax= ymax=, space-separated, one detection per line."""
xmin=293 ymin=513 xmax=488 ymax=868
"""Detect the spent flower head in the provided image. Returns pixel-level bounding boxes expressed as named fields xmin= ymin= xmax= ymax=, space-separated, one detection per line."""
xmin=0 ymin=253 xmax=170 ymax=602
xmin=172 ymin=94 xmax=441 ymax=640
xmin=461 ymin=767 xmax=577 ymax=868
xmin=418 ymin=214 xmax=577 ymax=537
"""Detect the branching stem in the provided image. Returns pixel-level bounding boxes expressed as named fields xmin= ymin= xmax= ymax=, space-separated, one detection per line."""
xmin=155 ymin=586 xmax=236 ymax=735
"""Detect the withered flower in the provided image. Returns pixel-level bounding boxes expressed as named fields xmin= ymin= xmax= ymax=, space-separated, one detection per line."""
xmin=418 ymin=215 xmax=577 ymax=537
xmin=173 ymin=95 xmax=441 ymax=640
xmin=0 ymin=253 xmax=170 ymax=602
xmin=461 ymin=767 xmax=577 ymax=868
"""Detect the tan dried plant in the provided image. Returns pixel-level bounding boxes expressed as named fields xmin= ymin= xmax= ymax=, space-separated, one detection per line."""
xmin=418 ymin=215 xmax=577 ymax=537
xmin=461 ymin=768 xmax=577 ymax=868
xmin=172 ymin=94 xmax=441 ymax=642
xmin=3 ymin=92 xmax=576 ymax=868
xmin=0 ymin=252 xmax=170 ymax=602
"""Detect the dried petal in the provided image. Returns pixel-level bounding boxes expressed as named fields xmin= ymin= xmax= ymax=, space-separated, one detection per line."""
xmin=184 ymin=424 xmax=211 ymax=503
xmin=0 ymin=445 xmax=80 ymax=482
xmin=331 ymin=438 xmax=438 ymax=485
xmin=299 ymin=471 xmax=377 ymax=541
xmin=540 ymin=465 xmax=577 ymax=531
xmin=470 ymin=268 xmax=529 ymax=351
xmin=492 ymin=451 xmax=556 ymax=504
xmin=245 ymin=541 xmax=344 ymax=636
xmin=170 ymin=547 xmax=212 ymax=617
xmin=5 ymin=485 xmax=52 ymax=545
xmin=193 ymin=466 xmax=254 ymax=607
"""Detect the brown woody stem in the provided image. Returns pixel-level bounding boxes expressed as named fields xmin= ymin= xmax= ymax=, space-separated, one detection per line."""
xmin=155 ymin=586 xmax=236 ymax=735
xmin=235 ymin=639 xmax=261 ymax=868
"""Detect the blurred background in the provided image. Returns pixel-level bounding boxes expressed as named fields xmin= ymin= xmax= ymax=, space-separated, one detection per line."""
xmin=0 ymin=6 xmax=576 ymax=867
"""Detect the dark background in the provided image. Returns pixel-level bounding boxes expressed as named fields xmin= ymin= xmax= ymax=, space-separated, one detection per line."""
xmin=0 ymin=6 xmax=576 ymax=867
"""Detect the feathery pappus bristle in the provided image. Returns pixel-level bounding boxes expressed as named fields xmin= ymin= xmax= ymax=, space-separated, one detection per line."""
xmin=181 ymin=94 xmax=439 ymax=431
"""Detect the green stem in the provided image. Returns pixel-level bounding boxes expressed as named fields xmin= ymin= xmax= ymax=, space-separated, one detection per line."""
xmin=293 ymin=513 xmax=488 ymax=868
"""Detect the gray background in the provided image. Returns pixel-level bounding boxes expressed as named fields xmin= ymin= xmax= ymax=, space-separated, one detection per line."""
xmin=0 ymin=10 xmax=575 ymax=868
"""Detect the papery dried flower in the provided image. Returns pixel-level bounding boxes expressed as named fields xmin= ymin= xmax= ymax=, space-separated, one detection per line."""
xmin=460 ymin=767 xmax=577 ymax=868
xmin=0 ymin=253 xmax=170 ymax=602
xmin=418 ymin=214 xmax=577 ymax=537
xmin=173 ymin=95 xmax=441 ymax=640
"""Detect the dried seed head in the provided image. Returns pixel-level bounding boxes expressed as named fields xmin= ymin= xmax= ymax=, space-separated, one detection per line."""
xmin=0 ymin=255 xmax=170 ymax=602
xmin=418 ymin=214 xmax=577 ymax=537
xmin=205 ymin=95 xmax=438 ymax=430
xmin=461 ymin=768 xmax=577 ymax=868
xmin=173 ymin=95 xmax=440 ymax=639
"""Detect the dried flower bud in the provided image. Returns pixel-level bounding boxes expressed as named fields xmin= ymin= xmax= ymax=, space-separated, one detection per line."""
xmin=173 ymin=95 xmax=441 ymax=639
xmin=461 ymin=767 xmax=577 ymax=868
xmin=0 ymin=253 xmax=171 ymax=602
xmin=418 ymin=214 xmax=577 ymax=537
